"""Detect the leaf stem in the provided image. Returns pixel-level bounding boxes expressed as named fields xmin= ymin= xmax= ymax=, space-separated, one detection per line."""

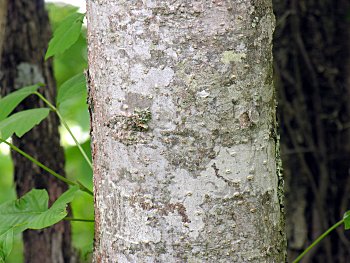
xmin=1 ymin=138 xmax=72 ymax=185
xmin=64 ymin=217 xmax=94 ymax=223
xmin=76 ymin=181 xmax=94 ymax=196
xmin=34 ymin=92 xmax=93 ymax=169
xmin=292 ymin=219 xmax=344 ymax=263
xmin=0 ymin=138 xmax=93 ymax=196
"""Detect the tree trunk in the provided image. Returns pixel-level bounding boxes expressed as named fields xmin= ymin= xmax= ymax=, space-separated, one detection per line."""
xmin=0 ymin=0 xmax=6 ymax=66
xmin=0 ymin=1 xmax=74 ymax=262
xmin=87 ymin=1 xmax=286 ymax=262
xmin=273 ymin=0 xmax=350 ymax=262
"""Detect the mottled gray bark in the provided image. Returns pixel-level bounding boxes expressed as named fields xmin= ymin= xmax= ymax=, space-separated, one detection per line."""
xmin=87 ymin=1 xmax=286 ymax=262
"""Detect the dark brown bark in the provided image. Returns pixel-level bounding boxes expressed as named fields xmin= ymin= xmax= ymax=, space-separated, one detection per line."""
xmin=0 ymin=1 xmax=74 ymax=262
xmin=0 ymin=0 xmax=7 ymax=66
xmin=273 ymin=0 xmax=350 ymax=262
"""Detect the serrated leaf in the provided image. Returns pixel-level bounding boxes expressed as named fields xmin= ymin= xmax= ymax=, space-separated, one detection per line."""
xmin=0 ymin=108 xmax=50 ymax=140
xmin=343 ymin=211 xmax=350 ymax=230
xmin=0 ymin=85 xmax=42 ymax=121
xmin=57 ymin=73 xmax=86 ymax=108
xmin=45 ymin=12 xmax=85 ymax=59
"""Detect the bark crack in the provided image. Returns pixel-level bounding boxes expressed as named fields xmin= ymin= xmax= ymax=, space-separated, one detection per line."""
xmin=211 ymin=162 xmax=233 ymax=186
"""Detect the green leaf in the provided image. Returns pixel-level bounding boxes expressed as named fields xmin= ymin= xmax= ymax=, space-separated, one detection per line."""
xmin=0 ymin=186 xmax=79 ymax=233
xmin=0 ymin=186 xmax=78 ymax=261
xmin=343 ymin=211 xmax=350 ymax=230
xmin=46 ymin=3 xmax=79 ymax=32
xmin=0 ymin=228 xmax=13 ymax=262
xmin=57 ymin=73 xmax=86 ymax=108
xmin=45 ymin=12 xmax=85 ymax=59
xmin=0 ymin=108 xmax=50 ymax=140
xmin=0 ymin=85 xmax=42 ymax=121
xmin=28 ymin=186 xmax=79 ymax=229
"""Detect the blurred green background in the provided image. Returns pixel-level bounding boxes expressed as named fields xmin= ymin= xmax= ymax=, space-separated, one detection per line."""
xmin=0 ymin=3 xmax=94 ymax=262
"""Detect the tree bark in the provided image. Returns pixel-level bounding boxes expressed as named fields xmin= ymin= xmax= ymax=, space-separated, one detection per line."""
xmin=0 ymin=0 xmax=6 ymax=66
xmin=87 ymin=1 xmax=286 ymax=262
xmin=273 ymin=0 xmax=350 ymax=262
xmin=0 ymin=1 xmax=74 ymax=262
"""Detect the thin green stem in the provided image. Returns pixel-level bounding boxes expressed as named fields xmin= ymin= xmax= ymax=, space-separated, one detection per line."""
xmin=76 ymin=181 xmax=93 ymax=196
xmin=292 ymin=219 xmax=344 ymax=263
xmin=35 ymin=92 xmax=93 ymax=169
xmin=1 ymin=138 xmax=73 ymax=185
xmin=64 ymin=217 xmax=94 ymax=223
xmin=0 ymin=138 xmax=93 ymax=196
xmin=56 ymin=110 xmax=93 ymax=169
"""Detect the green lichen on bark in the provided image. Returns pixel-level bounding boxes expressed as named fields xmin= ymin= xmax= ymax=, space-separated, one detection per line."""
xmin=105 ymin=108 xmax=152 ymax=145
xmin=127 ymin=108 xmax=152 ymax=132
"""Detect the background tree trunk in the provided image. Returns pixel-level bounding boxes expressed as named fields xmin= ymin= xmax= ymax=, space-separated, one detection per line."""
xmin=273 ymin=0 xmax=350 ymax=262
xmin=0 ymin=0 xmax=6 ymax=66
xmin=87 ymin=1 xmax=286 ymax=262
xmin=0 ymin=1 xmax=74 ymax=262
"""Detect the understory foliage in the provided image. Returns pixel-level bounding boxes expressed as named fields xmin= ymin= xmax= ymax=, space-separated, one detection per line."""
xmin=0 ymin=4 xmax=93 ymax=262
xmin=273 ymin=0 xmax=350 ymax=262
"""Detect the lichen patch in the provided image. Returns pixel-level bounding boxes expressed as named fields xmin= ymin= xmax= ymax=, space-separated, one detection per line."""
xmin=221 ymin=51 xmax=246 ymax=64
xmin=106 ymin=108 xmax=153 ymax=145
